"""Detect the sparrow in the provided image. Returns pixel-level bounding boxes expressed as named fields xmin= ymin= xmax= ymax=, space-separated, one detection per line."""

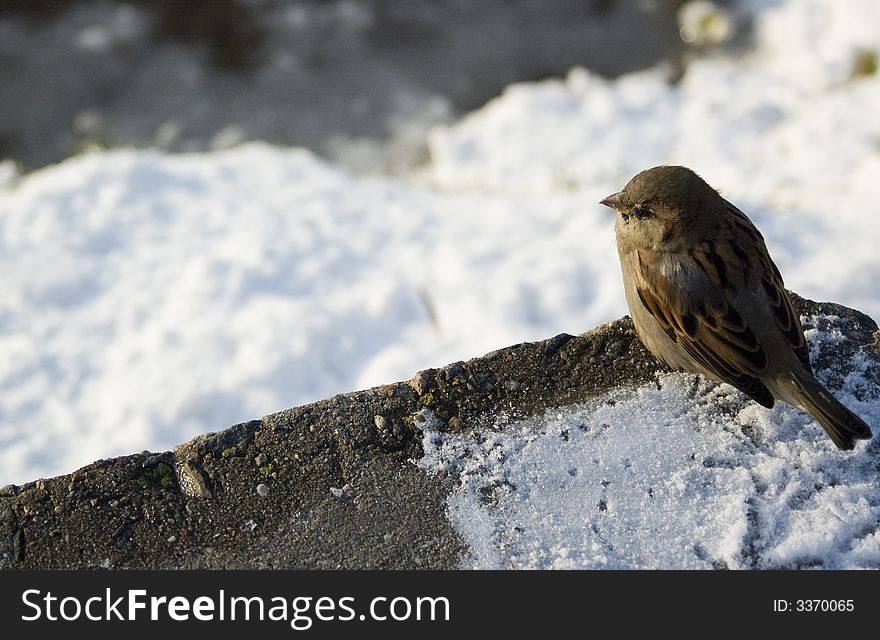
xmin=600 ymin=165 xmax=872 ymax=450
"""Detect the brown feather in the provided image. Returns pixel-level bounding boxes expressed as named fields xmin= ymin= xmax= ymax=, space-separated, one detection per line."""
xmin=635 ymin=281 xmax=773 ymax=407
xmin=726 ymin=203 xmax=812 ymax=373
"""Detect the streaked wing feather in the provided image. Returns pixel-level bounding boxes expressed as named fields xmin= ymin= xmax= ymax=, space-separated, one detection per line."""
xmin=726 ymin=203 xmax=812 ymax=373
xmin=636 ymin=266 xmax=775 ymax=409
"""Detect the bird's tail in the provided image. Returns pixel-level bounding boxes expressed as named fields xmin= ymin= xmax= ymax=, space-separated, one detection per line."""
xmin=775 ymin=369 xmax=873 ymax=450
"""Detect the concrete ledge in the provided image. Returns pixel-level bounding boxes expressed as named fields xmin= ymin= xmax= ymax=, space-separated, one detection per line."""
xmin=1 ymin=294 xmax=877 ymax=569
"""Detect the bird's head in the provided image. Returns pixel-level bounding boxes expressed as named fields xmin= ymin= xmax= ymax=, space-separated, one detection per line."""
xmin=600 ymin=165 xmax=724 ymax=251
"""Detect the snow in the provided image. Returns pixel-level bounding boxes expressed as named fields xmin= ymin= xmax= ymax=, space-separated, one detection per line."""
xmin=1 ymin=0 xmax=879 ymax=567
xmin=1 ymin=145 xmax=618 ymax=485
xmin=418 ymin=317 xmax=880 ymax=569
xmin=422 ymin=0 xmax=880 ymax=317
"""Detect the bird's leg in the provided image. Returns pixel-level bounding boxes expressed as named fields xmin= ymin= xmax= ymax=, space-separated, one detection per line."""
xmin=687 ymin=373 xmax=703 ymax=400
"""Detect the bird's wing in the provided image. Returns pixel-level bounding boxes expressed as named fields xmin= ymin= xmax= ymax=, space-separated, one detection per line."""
xmin=635 ymin=272 xmax=775 ymax=408
xmin=633 ymin=200 xmax=814 ymax=409
xmin=724 ymin=203 xmax=812 ymax=373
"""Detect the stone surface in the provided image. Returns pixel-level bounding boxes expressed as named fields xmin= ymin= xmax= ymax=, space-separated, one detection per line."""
xmin=0 ymin=294 xmax=877 ymax=569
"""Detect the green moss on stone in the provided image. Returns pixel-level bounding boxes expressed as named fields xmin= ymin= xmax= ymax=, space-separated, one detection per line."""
xmin=135 ymin=461 xmax=175 ymax=490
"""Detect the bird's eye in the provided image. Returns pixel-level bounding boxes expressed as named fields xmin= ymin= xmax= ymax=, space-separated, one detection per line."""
xmin=631 ymin=205 xmax=653 ymax=220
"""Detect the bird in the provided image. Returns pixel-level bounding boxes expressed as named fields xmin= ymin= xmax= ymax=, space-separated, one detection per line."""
xmin=599 ymin=165 xmax=872 ymax=450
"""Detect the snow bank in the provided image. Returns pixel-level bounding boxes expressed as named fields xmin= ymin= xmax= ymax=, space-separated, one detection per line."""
xmin=424 ymin=0 xmax=880 ymax=319
xmin=0 ymin=145 xmax=620 ymax=484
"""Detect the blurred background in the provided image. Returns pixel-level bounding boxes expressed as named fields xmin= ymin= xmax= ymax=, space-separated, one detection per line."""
xmin=2 ymin=0 xmax=878 ymax=487
xmin=0 ymin=0 xmax=738 ymax=174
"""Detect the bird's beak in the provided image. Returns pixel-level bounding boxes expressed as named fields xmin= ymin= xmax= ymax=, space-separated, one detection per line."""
xmin=599 ymin=192 xmax=623 ymax=210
